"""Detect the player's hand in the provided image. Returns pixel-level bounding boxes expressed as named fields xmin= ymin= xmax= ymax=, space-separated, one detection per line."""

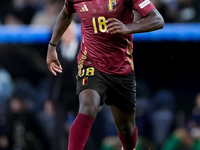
xmin=106 ymin=18 xmax=129 ymax=34
xmin=46 ymin=45 xmax=62 ymax=76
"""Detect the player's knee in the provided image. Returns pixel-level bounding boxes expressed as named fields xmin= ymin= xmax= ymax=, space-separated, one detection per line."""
xmin=79 ymin=99 xmax=99 ymax=118
xmin=80 ymin=98 xmax=97 ymax=110
xmin=117 ymin=122 xmax=135 ymax=136
xmin=78 ymin=89 xmax=101 ymax=118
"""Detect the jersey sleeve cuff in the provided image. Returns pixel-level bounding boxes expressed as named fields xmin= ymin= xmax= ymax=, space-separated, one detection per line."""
xmin=134 ymin=0 xmax=156 ymax=17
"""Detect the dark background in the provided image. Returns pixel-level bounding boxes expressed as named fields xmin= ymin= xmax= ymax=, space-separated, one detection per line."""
xmin=134 ymin=41 xmax=200 ymax=114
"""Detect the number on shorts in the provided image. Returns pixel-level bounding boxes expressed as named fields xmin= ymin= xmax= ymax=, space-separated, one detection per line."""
xmin=80 ymin=67 xmax=95 ymax=77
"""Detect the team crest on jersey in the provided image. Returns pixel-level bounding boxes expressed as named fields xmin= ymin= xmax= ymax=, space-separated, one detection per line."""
xmin=108 ymin=0 xmax=117 ymax=11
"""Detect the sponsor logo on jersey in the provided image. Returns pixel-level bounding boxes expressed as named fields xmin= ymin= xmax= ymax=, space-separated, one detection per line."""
xmin=139 ymin=0 xmax=151 ymax=9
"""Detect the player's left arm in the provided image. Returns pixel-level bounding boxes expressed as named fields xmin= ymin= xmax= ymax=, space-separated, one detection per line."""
xmin=106 ymin=8 xmax=164 ymax=34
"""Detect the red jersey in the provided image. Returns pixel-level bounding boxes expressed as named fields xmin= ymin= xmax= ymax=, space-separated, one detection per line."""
xmin=65 ymin=0 xmax=155 ymax=75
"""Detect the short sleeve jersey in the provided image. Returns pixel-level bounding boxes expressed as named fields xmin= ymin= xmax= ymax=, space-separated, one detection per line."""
xmin=65 ymin=0 xmax=155 ymax=75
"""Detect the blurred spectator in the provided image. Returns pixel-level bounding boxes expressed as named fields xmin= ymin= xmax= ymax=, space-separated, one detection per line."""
xmin=151 ymin=89 xmax=176 ymax=149
xmin=0 ymin=66 xmax=14 ymax=115
xmin=151 ymin=0 xmax=200 ymax=22
xmin=0 ymin=0 xmax=64 ymax=25
xmin=0 ymin=67 xmax=14 ymax=150
xmin=161 ymin=92 xmax=200 ymax=150
xmin=14 ymin=78 xmax=35 ymax=111
xmin=32 ymin=78 xmax=50 ymax=112
xmin=176 ymin=0 xmax=200 ymax=22
xmin=0 ymin=94 xmax=50 ymax=150
xmin=0 ymin=0 xmax=12 ymax=24
xmin=31 ymin=1 xmax=63 ymax=27
xmin=102 ymin=136 xmax=122 ymax=150
xmin=37 ymin=100 xmax=55 ymax=150
xmin=151 ymin=0 xmax=178 ymax=22
xmin=2 ymin=0 xmax=36 ymax=25
xmin=1 ymin=0 xmax=200 ymax=24
xmin=3 ymin=13 xmax=23 ymax=25
xmin=47 ymin=21 xmax=80 ymax=150
xmin=135 ymin=79 xmax=154 ymax=150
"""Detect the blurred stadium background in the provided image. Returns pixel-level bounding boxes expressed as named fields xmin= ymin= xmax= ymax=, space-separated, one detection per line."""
xmin=0 ymin=0 xmax=200 ymax=150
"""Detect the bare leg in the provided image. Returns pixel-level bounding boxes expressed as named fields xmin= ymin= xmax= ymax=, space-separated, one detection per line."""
xmin=109 ymin=105 xmax=137 ymax=150
xmin=109 ymin=105 xmax=135 ymax=135
xmin=68 ymin=89 xmax=101 ymax=150
xmin=79 ymin=89 xmax=101 ymax=119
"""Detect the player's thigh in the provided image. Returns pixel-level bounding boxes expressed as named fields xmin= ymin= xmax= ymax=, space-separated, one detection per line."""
xmin=78 ymin=89 xmax=101 ymax=118
xmin=109 ymin=104 xmax=135 ymax=135
xmin=79 ymin=89 xmax=101 ymax=107
xmin=76 ymin=66 xmax=107 ymax=106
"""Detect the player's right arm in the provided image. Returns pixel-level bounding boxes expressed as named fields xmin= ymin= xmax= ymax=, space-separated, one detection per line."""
xmin=46 ymin=5 xmax=75 ymax=76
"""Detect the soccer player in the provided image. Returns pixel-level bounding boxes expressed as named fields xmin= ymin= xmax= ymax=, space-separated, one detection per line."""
xmin=46 ymin=0 xmax=164 ymax=149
